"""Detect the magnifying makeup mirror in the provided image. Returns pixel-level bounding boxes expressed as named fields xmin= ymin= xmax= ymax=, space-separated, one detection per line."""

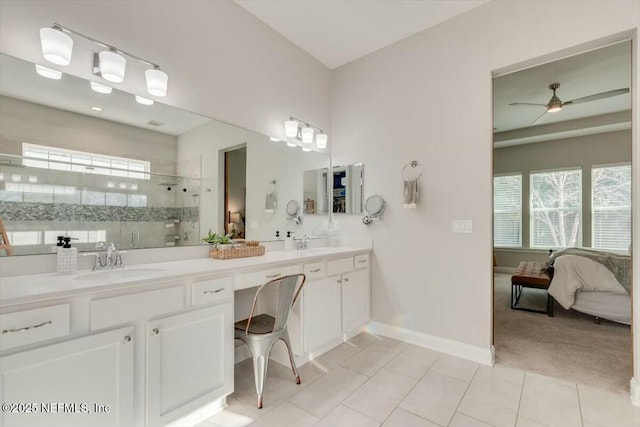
xmin=362 ymin=195 xmax=385 ymax=225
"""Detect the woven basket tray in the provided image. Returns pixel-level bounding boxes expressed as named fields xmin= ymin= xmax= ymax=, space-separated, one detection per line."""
xmin=209 ymin=244 xmax=265 ymax=260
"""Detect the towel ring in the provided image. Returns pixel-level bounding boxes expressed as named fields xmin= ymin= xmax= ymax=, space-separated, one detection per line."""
xmin=401 ymin=160 xmax=423 ymax=181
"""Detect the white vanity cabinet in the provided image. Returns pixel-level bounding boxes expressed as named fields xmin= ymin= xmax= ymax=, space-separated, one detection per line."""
xmin=0 ymin=326 xmax=135 ymax=427
xmin=146 ymin=303 xmax=233 ymax=426
xmin=303 ymin=275 xmax=343 ymax=354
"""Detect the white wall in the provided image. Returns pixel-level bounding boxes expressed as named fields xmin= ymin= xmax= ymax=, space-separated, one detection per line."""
xmin=0 ymin=0 xmax=331 ymax=141
xmin=330 ymin=0 xmax=639 ymax=365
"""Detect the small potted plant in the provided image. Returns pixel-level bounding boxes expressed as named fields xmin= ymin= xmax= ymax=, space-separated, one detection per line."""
xmin=201 ymin=230 xmax=234 ymax=250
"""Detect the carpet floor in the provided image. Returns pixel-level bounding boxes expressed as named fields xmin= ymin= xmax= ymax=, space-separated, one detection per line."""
xmin=493 ymin=272 xmax=632 ymax=394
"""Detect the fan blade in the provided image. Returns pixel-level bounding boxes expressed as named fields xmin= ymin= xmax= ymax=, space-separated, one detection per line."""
xmin=508 ymin=102 xmax=547 ymax=107
xmin=532 ymin=109 xmax=548 ymax=125
xmin=564 ymin=88 xmax=629 ymax=105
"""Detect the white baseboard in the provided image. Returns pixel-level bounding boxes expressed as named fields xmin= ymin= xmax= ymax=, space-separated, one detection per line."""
xmin=631 ymin=377 xmax=640 ymax=407
xmin=166 ymin=396 xmax=226 ymax=427
xmin=367 ymin=321 xmax=494 ymax=366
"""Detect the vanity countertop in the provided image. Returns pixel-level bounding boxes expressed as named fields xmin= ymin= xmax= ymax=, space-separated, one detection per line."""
xmin=0 ymin=246 xmax=371 ymax=308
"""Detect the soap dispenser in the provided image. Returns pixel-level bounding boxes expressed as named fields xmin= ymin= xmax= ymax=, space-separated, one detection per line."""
xmin=51 ymin=235 xmax=64 ymax=253
xmin=56 ymin=237 xmax=77 ymax=275
xmin=284 ymin=231 xmax=294 ymax=251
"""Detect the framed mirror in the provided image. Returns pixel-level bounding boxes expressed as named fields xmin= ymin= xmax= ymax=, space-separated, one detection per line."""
xmin=331 ymin=163 xmax=363 ymax=214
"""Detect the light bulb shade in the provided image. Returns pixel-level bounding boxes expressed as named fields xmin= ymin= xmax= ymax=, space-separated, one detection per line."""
xmin=302 ymin=146 xmax=312 ymax=152
xmin=90 ymin=81 xmax=112 ymax=94
xmin=286 ymin=141 xmax=297 ymax=147
xmin=135 ymin=95 xmax=154 ymax=105
xmin=285 ymin=120 xmax=298 ymax=137
xmin=35 ymin=64 xmax=62 ymax=80
xmin=145 ymin=68 xmax=168 ymax=97
xmin=40 ymin=27 xmax=73 ymax=66
xmin=315 ymin=133 xmax=328 ymax=149
xmin=99 ymin=50 xmax=126 ymax=83
xmin=301 ymin=126 xmax=314 ymax=144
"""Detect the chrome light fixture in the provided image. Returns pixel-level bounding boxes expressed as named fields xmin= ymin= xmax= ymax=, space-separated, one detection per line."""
xmin=39 ymin=23 xmax=169 ymax=97
xmin=39 ymin=26 xmax=73 ymax=66
xmin=90 ymin=81 xmax=112 ymax=94
xmin=283 ymin=116 xmax=329 ymax=150
xmin=35 ymin=64 xmax=62 ymax=80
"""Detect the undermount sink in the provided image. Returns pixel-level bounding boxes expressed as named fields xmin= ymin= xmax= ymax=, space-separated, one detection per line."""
xmin=74 ymin=268 xmax=166 ymax=282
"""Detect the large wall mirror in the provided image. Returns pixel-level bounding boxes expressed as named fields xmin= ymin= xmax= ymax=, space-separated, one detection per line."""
xmin=0 ymin=53 xmax=330 ymax=255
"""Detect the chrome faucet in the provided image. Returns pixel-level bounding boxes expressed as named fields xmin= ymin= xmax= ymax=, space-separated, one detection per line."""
xmin=92 ymin=241 xmax=123 ymax=269
xmin=295 ymin=235 xmax=310 ymax=250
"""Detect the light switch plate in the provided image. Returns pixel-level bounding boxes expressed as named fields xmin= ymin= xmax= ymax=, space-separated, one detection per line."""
xmin=453 ymin=220 xmax=473 ymax=233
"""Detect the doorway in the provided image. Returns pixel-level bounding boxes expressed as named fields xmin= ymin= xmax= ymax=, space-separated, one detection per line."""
xmin=491 ymin=40 xmax=633 ymax=393
xmin=224 ymin=147 xmax=246 ymax=238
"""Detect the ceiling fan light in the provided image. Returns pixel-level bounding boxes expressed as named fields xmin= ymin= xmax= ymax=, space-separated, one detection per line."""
xmin=301 ymin=126 xmax=314 ymax=144
xmin=40 ymin=27 xmax=73 ymax=66
xmin=285 ymin=120 xmax=298 ymax=137
xmin=99 ymin=50 xmax=126 ymax=83
xmin=145 ymin=68 xmax=168 ymax=97
xmin=547 ymin=105 xmax=562 ymax=113
xmin=315 ymin=132 xmax=328 ymax=149
xmin=35 ymin=64 xmax=62 ymax=80
xmin=90 ymin=81 xmax=112 ymax=94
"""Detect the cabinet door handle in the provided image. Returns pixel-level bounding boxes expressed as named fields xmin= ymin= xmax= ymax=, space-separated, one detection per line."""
xmin=152 ymin=328 xmax=160 ymax=336
xmin=266 ymin=274 xmax=281 ymax=278
xmin=310 ymin=268 xmax=321 ymax=273
xmin=124 ymin=335 xmax=132 ymax=343
xmin=344 ymin=277 xmax=349 ymax=282
xmin=2 ymin=320 xmax=52 ymax=334
xmin=203 ymin=288 xmax=225 ymax=294
xmin=358 ymin=259 xmax=367 ymax=263
xmin=337 ymin=279 xmax=342 ymax=284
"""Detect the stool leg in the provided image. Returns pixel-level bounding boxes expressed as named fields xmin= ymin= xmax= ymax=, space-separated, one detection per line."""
xmin=280 ymin=330 xmax=301 ymax=384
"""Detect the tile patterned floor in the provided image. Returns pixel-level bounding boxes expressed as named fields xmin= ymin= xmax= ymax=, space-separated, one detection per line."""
xmin=198 ymin=333 xmax=640 ymax=427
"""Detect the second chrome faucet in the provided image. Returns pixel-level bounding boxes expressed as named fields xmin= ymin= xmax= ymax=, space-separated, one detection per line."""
xmin=84 ymin=241 xmax=126 ymax=270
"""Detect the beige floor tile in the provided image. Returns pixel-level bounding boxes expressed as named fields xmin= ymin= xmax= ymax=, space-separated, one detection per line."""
xmin=578 ymin=384 xmax=640 ymax=427
xmin=373 ymin=336 xmax=409 ymax=351
xmin=449 ymin=412 xmax=493 ymax=427
xmin=430 ymin=354 xmax=479 ymax=383
xmin=343 ymin=368 xmax=417 ymax=422
xmin=234 ymin=364 xmax=306 ymax=412
xmin=458 ymin=374 xmax=521 ymax=426
xmin=381 ymin=408 xmax=439 ymax=427
xmin=346 ymin=332 xmax=382 ymax=350
xmin=385 ymin=344 xmax=440 ymax=379
xmin=399 ymin=370 xmax=469 ymax=426
xmin=248 ymin=402 xmax=318 ymax=427
xmin=315 ymin=404 xmax=380 ymax=427
xmin=518 ymin=372 xmax=582 ymax=427
xmin=476 ymin=363 xmax=525 ymax=386
xmin=288 ymin=366 xmax=368 ymax=418
xmin=515 ymin=415 xmax=548 ymax=427
xmin=307 ymin=342 xmax=362 ymax=373
xmin=200 ymin=396 xmax=262 ymax=427
xmin=341 ymin=343 xmax=403 ymax=377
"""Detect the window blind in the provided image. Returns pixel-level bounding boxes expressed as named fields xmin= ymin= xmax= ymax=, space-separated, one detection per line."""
xmin=592 ymin=165 xmax=631 ymax=250
xmin=493 ymin=174 xmax=522 ymax=247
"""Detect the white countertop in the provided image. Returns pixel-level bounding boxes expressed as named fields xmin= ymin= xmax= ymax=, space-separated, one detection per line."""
xmin=0 ymin=246 xmax=370 ymax=307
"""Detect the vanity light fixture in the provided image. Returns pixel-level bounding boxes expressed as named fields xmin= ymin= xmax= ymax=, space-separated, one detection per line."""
xmin=90 ymin=81 xmax=112 ymax=94
xmin=283 ymin=116 xmax=329 ymax=150
xmin=39 ymin=24 xmax=168 ymax=97
xmin=90 ymin=106 xmax=103 ymax=112
xmin=135 ymin=95 xmax=154 ymax=106
xmin=35 ymin=64 xmax=62 ymax=80
xmin=270 ymin=137 xmax=281 ymax=142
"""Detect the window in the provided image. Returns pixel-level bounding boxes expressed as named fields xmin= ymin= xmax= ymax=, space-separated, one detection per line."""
xmin=22 ymin=143 xmax=150 ymax=180
xmin=530 ymin=169 xmax=582 ymax=248
xmin=493 ymin=174 xmax=522 ymax=247
xmin=592 ymin=164 xmax=631 ymax=250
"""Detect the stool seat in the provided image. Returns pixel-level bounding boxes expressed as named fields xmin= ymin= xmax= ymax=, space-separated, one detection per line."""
xmin=235 ymin=314 xmax=276 ymax=335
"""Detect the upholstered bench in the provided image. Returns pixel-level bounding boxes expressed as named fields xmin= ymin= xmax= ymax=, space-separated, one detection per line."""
xmin=511 ymin=261 xmax=554 ymax=316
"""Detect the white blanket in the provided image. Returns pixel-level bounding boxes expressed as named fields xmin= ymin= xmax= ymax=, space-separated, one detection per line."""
xmin=548 ymin=255 xmax=627 ymax=310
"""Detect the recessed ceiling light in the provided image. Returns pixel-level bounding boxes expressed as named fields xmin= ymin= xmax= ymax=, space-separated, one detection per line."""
xmin=270 ymin=137 xmax=281 ymax=142
xmin=135 ymin=95 xmax=154 ymax=105
xmin=28 ymin=176 xmax=38 ymax=183
xmin=90 ymin=106 xmax=103 ymax=112
xmin=90 ymin=81 xmax=112 ymax=94
xmin=119 ymin=183 xmax=127 ymax=189
xmin=35 ymin=64 xmax=62 ymax=80
xmin=107 ymin=181 xmax=115 ymax=188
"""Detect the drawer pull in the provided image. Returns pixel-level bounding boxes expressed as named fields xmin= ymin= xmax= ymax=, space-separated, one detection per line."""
xmin=358 ymin=259 xmax=367 ymax=263
xmin=152 ymin=328 xmax=160 ymax=336
xmin=337 ymin=279 xmax=342 ymax=284
xmin=2 ymin=320 xmax=52 ymax=334
xmin=344 ymin=277 xmax=349 ymax=282
xmin=266 ymin=274 xmax=281 ymax=278
xmin=310 ymin=268 xmax=321 ymax=273
xmin=203 ymin=288 xmax=225 ymax=294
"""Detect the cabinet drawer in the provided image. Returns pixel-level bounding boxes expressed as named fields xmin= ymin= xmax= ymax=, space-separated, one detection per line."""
xmin=326 ymin=256 xmax=354 ymax=276
xmin=354 ymin=254 xmax=370 ymax=269
xmin=303 ymin=261 xmax=326 ymax=281
xmin=91 ymin=286 xmax=184 ymax=330
xmin=238 ymin=264 xmax=302 ymax=290
xmin=192 ymin=276 xmax=232 ymax=306
xmin=0 ymin=304 xmax=70 ymax=351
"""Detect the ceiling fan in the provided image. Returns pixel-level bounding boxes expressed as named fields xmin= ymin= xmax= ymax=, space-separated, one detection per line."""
xmin=509 ymin=82 xmax=629 ymax=123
